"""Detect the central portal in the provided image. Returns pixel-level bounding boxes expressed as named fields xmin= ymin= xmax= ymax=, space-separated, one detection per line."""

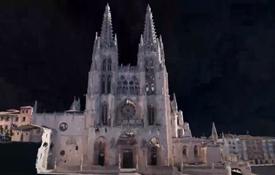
xmin=122 ymin=149 xmax=134 ymax=168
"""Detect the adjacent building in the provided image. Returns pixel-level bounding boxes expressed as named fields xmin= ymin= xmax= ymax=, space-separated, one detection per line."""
xmin=223 ymin=134 xmax=275 ymax=165
xmin=0 ymin=106 xmax=41 ymax=142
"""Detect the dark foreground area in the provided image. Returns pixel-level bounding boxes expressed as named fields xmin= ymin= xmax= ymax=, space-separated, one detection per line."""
xmin=0 ymin=143 xmax=274 ymax=175
xmin=251 ymin=166 xmax=275 ymax=175
xmin=0 ymin=142 xmax=40 ymax=175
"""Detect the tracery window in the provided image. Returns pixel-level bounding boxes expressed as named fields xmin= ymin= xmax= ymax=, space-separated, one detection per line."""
xmin=117 ymin=76 xmax=139 ymax=95
xmin=101 ymin=57 xmax=112 ymax=94
xmin=145 ymin=59 xmax=155 ymax=95
xmin=101 ymin=103 xmax=108 ymax=125
xmin=129 ymin=81 xmax=134 ymax=94
xmin=148 ymin=105 xmax=155 ymax=125
xmin=101 ymin=74 xmax=112 ymax=94
xmin=122 ymin=80 xmax=128 ymax=94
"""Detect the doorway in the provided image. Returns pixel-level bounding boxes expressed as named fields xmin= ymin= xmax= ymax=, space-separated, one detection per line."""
xmin=150 ymin=146 xmax=157 ymax=165
xmin=122 ymin=149 xmax=134 ymax=168
xmin=98 ymin=151 xmax=105 ymax=166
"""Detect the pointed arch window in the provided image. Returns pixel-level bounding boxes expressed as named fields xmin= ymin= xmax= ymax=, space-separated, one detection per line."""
xmin=194 ymin=145 xmax=199 ymax=157
xmin=129 ymin=81 xmax=134 ymax=94
xmin=182 ymin=145 xmax=187 ymax=157
xmin=101 ymin=103 xmax=108 ymax=125
xmin=102 ymin=59 xmax=107 ymax=71
xmin=148 ymin=105 xmax=155 ymax=125
xmin=107 ymin=75 xmax=111 ymax=93
xmin=101 ymin=75 xmax=106 ymax=94
xmin=107 ymin=59 xmax=112 ymax=71
xmin=122 ymin=80 xmax=128 ymax=94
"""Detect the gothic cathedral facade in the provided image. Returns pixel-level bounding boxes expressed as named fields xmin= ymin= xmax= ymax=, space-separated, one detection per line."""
xmin=33 ymin=4 xmax=227 ymax=175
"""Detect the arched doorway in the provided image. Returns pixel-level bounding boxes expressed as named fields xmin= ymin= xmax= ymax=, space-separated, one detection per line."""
xmin=150 ymin=146 xmax=158 ymax=165
xmin=94 ymin=137 xmax=106 ymax=166
xmin=117 ymin=130 xmax=137 ymax=169
xmin=148 ymin=137 xmax=160 ymax=166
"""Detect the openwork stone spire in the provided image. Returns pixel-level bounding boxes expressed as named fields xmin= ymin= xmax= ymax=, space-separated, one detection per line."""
xmin=100 ymin=4 xmax=114 ymax=47
xmin=171 ymin=93 xmax=178 ymax=112
xmin=143 ymin=5 xmax=157 ymax=45
xmin=211 ymin=122 xmax=218 ymax=141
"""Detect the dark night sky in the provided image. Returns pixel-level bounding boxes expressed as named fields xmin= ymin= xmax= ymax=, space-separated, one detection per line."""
xmin=0 ymin=0 xmax=275 ymax=136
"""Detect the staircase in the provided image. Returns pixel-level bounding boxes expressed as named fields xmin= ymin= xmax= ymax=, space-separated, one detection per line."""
xmin=119 ymin=168 xmax=141 ymax=175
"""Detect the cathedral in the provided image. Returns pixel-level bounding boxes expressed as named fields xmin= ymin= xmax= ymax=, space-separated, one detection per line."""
xmin=33 ymin=4 xmax=253 ymax=175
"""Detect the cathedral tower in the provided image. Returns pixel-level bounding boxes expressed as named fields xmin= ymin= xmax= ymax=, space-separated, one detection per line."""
xmin=86 ymin=4 xmax=118 ymax=128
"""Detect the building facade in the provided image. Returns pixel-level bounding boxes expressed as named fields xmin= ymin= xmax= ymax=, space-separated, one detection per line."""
xmin=223 ymin=134 xmax=275 ymax=165
xmin=34 ymin=4 xmax=253 ymax=175
xmin=0 ymin=106 xmax=41 ymax=142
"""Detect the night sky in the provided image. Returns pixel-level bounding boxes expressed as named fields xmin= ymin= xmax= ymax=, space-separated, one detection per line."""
xmin=0 ymin=0 xmax=275 ymax=137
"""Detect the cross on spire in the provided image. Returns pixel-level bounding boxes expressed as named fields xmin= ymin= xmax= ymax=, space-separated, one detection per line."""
xmin=100 ymin=3 xmax=114 ymax=47
xmin=143 ymin=5 xmax=157 ymax=45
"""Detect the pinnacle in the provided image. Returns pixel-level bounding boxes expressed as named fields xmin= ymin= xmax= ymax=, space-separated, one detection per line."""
xmin=211 ymin=122 xmax=218 ymax=141
xmin=100 ymin=3 xmax=114 ymax=47
xmin=146 ymin=4 xmax=152 ymax=13
xmin=143 ymin=4 xmax=157 ymax=45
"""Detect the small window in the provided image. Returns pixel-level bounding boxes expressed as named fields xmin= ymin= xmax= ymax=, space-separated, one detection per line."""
xmin=22 ymin=117 xmax=26 ymax=122
xmin=183 ymin=146 xmax=187 ymax=156
xmin=75 ymin=146 xmax=78 ymax=150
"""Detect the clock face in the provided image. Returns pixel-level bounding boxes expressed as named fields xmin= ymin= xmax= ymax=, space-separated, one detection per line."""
xmin=59 ymin=122 xmax=68 ymax=131
xmin=121 ymin=99 xmax=136 ymax=119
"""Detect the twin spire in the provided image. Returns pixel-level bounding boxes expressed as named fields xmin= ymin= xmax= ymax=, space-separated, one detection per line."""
xmin=143 ymin=5 xmax=157 ymax=45
xmin=100 ymin=4 xmax=114 ymax=47
xmin=99 ymin=4 xmax=158 ymax=47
